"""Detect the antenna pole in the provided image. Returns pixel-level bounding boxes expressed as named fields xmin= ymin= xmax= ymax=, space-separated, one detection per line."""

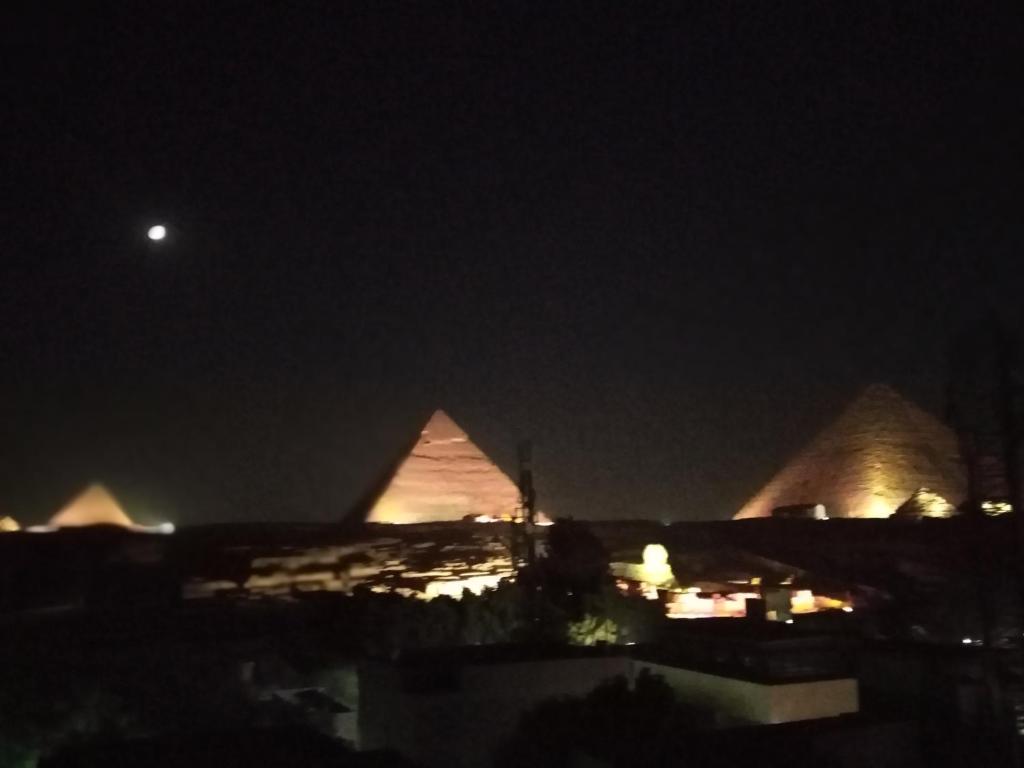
xmin=516 ymin=440 xmax=537 ymax=568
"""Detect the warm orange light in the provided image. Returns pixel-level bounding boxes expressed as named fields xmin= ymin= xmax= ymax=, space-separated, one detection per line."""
xmin=666 ymin=590 xmax=759 ymax=619
xmin=50 ymin=484 xmax=135 ymax=528
xmin=424 ymin=574 xmax=505 ymax=599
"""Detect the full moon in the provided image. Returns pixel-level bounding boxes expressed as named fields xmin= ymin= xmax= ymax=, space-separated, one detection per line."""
xmin=147 ymin=224 xmax=167 ymax=241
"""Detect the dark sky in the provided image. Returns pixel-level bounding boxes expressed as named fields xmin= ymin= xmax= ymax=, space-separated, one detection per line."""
xmin=1 ymin=3 xmax=1021 ymax=526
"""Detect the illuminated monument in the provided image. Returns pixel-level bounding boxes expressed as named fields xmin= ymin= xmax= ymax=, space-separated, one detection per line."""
xmin=366 ymin=410 xmax=521 ymax=524
xmin=735 ymin=384 xmax=965 ymax=519
xmin=49 ymin=484 xmax=136 ymax=528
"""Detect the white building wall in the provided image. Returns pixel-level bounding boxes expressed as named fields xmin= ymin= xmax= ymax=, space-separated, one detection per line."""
xmin=362 ymin=655 xmax=859 ymax=767
xmin=634 ymin=660 xmax=858 ymax=724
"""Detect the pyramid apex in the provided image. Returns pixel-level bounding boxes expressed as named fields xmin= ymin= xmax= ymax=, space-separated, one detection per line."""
xmin=419 ymin=409 xmax=472 ymax=443
xmin=365 ymin=410 xmax=519 ymax=523
xmin=857 ymin=382 xmax=906 ymax=401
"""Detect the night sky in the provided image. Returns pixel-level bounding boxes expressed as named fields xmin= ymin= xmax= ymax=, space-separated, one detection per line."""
xmin=2 ymin=3 xmax=1021 ymax=526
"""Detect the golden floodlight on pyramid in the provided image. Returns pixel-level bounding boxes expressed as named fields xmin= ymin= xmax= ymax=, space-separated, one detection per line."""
xmin=366 ymin=410 xmax=522 ymax=524
xmin=49 ymin=483 xmax=137 ymax=528
xmin=734 ymin=384 xmax=966 ymax=520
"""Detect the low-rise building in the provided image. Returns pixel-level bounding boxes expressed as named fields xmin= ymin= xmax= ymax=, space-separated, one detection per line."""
xmin=360 ymin=645 xmax=630 ymax=768
xmin=637 ymin=618 xmax=859 ymax=725
xmin=360 ymin=622 xmax=860 ymax=767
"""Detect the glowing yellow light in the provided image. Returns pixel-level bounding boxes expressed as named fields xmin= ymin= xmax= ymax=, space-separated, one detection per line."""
xmin=916 ymin=488 xmax=954 ymax=518
xmin=0 ymin=516 xmax=19 ymax=532
xmin=865 ymin=498 xmax=894 ymax=518
xmin=640 ymin=544 xmax=673 ymax=586
xmin=982 ymin=500 xmax=1012 ymax=516
xmin=791 ymin=589 xmax=816 ymax=613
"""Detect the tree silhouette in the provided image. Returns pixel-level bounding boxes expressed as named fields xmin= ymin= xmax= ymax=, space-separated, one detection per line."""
xmin=496 ymin=669 xmax=709 ymax=768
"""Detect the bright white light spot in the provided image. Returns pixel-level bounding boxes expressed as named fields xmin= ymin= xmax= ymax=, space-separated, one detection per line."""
xmin=156 ymin=522 xmax=175 ymax=534
xmin=785 ymin=619 xmax=794 ymax=624
xmin=147 ymin=225 xmax=167 ymax=241
xmin=962 ymin=638 xmax=974 ymax=645
xmin=842 ymin=606 xmax=854 ymax=613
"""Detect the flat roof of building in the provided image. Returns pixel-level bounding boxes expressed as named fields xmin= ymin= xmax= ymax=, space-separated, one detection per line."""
xmin=389 ymin=642 xmax=628 ymax=668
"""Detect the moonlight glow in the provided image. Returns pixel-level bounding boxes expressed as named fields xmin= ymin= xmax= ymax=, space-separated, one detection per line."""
xmin=147 ymin=224 xmax=167 ymax=241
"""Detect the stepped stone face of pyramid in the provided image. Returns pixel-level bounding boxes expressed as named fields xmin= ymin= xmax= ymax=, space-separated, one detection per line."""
xmin=366 ymin=410 xmax=521 ymax=524
xmin=735 ymin=384 xmax=966 ymax=519
xmin=49 ymin=484 xmax=135 ymax=528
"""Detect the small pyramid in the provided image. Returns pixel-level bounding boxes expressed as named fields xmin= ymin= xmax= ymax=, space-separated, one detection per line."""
xmin=891 ymin=488 xmax=956 ymax=519
xmin=49 ymin=484 xmax=135 ymax=528
xmin=366 ymin=410 xmax=521 ymax=523
xmin=735 ymin=384 xmax=965 ymax=519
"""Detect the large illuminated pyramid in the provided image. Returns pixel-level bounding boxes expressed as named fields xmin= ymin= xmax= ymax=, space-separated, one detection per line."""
xmin=49 ymin=483 xmax=135 ymax=528
xmin=365 ymin=410 xmax=521 ymax=524
xmin=735 ymin=384 xmax=966 ymax=519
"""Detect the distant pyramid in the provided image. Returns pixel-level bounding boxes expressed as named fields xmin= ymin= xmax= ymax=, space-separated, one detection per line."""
xmin=365 ymin=410 xmax=521 ymax=524
xmin=735 ymin=384 xmax=965 ymax=519
xmin=49 ymin=484 xmax=135 ymax=528
xmin=891 ymin=487 xmax=956 ymax=519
